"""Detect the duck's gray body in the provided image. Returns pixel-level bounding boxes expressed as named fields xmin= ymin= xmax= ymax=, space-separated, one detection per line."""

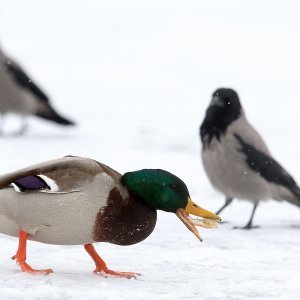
xmin=0 ymin=156 xmax=128 ymax=245
xmin=0 ymin=49 xmax=74 ymax=126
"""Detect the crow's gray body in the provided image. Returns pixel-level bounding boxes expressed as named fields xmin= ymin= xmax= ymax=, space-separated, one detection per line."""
xmin=202 ymin=111 xmax=298 ymax=203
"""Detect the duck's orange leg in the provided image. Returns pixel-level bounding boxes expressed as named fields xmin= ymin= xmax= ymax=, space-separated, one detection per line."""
xmin=84 ymin=244 xmax=140 ymax=279
xmin=11 ymin=229 xmax=53 ymax=275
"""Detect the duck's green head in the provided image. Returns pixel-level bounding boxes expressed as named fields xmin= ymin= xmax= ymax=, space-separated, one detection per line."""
xmin=121 ymin=169 xmax=221 ymax=241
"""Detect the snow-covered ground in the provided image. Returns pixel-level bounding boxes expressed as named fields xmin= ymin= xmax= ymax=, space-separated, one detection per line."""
xmin=0 ymin=1 xmax=300 ymax=299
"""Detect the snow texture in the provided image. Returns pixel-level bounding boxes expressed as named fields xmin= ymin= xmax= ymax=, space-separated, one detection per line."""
xmin=0 ymin=1 xmax=300 ymax=299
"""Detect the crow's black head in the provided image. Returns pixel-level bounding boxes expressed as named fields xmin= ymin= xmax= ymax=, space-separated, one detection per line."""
xmin=200 ymin=88 xmax=242 ymax=145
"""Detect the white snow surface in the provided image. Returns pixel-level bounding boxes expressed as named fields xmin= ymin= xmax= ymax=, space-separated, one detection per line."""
xmin=0 ymin=1 xmax=300 ymax=299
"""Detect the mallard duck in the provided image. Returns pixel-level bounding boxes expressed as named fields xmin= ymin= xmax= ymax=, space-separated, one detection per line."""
xmin=0 ymin=48 xmax=75 ymax=135
xmin=0 ymin=156 xmax=220 ymax=279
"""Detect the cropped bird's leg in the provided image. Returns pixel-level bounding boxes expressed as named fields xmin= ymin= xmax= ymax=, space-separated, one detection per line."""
xmin=11 ymin=229 xmax=53 ymax=275
xmin=216 ymin=197 xmax=233 ymax=215
xmin=14 ymin=115 xmax=28 ymax=136
xmin=0 ymin=113 xmax=5 ymax=135
xmin=84 ymin=244 xmax=140 ymax=279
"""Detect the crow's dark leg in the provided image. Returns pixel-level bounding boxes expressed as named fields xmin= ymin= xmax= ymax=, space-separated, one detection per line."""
xmin=216 ymin=197 xmax=233 ymax=215
xmin=243 ymin=203 xmax=259 ymax=229
xmin=234 ymin=203 xmax=259 ymax=230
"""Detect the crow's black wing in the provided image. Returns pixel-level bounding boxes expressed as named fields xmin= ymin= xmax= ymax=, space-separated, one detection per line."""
xmin=234 ymin=133 xmax=300 ymax=197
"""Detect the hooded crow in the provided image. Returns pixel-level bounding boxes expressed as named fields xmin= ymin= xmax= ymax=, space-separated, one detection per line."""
xmin=200 ymin=88 xmax=300 ymax=229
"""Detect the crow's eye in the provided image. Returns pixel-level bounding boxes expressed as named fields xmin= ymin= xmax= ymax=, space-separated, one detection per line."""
xmin=224 ymin=98 xmax=231 ymax=106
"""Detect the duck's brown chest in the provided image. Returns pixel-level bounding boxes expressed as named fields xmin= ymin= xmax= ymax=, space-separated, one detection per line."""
xmin=93 ymin=188 xmax=157 ymax=246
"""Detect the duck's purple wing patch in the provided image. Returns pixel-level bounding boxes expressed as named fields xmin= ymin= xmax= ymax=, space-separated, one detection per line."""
xmin=14 ymin=175 xmax=50 ymax=192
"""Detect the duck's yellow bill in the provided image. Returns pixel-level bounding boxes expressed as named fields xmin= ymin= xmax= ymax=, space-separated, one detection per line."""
xmin=176 ymin=197 xmax=221 ymax=242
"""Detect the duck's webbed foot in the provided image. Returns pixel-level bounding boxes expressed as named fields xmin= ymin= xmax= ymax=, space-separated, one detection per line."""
xmin=84 ymin=244 xmax=140 ymax=279
xmin=12 ymin=229 xmax=53 ymax=275
xmin=94 ymin=268 xmax=140 ymax=279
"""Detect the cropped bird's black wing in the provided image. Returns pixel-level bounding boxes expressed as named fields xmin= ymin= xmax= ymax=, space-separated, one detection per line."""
xmin=3 ymin=55 xmax=75 ymax=126
xmin=4 ymin=58 xmax=49 ymax=102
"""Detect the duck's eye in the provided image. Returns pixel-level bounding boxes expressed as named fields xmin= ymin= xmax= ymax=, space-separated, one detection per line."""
xmin=170 ymin=183 xmax=179 ymax=190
